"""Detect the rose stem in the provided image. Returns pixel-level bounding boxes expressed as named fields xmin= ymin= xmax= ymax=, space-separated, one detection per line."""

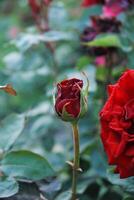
xmin=71 ymin=122 xmax=80 ymax=200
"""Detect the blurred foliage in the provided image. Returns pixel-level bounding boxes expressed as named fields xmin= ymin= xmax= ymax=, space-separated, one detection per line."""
xmin=0 ymin=0 xmax=134 ymax=199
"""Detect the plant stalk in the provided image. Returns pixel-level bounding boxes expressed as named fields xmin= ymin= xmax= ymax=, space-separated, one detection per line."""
xmin=71 ymin=122 xmax=80 ymax=200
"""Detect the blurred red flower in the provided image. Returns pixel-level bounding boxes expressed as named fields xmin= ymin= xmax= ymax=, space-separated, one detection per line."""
xmin=95 ymin=56 xmax=106 ymax=67
xmin=81 ymin=16 xmax=121 ymax=56
xmin=100 ymin=69 xmax=134 ymax=178
xmin=82 ymin=0 xmax=104 ymax=7
xmin=103 ymin=1 xmax=125 ymax=17
xmin=28 ymin=0 xmax=41 ymax=14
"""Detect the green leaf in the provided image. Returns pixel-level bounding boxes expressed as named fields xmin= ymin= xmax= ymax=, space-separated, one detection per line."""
xmin=42 ymin=31 xmax=74 ymax=42
xmin=96 ymin=68 xmax=107 ymax=82
xmin=0 ymin=114 xmax=25 ymax=151
xmin=1 ymin=150 xmax=54 ymax=180
xmin=76 ymin=56 xmax=92 ymax=70
xmin=107 ymin=169 xmax=134 ymax=193
xmin=77 ymin=179 xmax=94 ymax=194
xmin=84 ymin=34 xmax=121 ymax=48
xmin=55 ymin=191 xmax=71 ymax=200
xmin=123 ymin=197 xmax=134 ymax=200
xmin=0 ymin=177 xmax=19 ymax=198
xmin=14 ymin=31 xmax=74 ymax=51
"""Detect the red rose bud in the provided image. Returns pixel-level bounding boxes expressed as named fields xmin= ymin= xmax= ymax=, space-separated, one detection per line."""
xmin=100 ymin=69 xmax=134 ymax=178
xmin=55 ymin=77 xmax=89 ymax=122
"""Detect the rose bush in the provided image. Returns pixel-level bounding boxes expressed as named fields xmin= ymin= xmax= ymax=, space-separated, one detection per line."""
xmin=100 ymin=69 xmax=134 ymax=178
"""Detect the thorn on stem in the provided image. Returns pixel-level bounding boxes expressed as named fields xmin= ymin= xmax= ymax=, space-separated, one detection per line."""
xmin=66 ymin=161 xmax=83 ymax=172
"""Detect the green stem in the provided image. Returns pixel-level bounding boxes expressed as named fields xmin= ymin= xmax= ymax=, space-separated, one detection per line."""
xmin=71 ymin=122 xmax=80 ymax=200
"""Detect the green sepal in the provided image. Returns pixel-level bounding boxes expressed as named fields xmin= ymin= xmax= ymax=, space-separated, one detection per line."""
xmin=78 ymin=73 xmax=89 ymax=119
xmin=60 ymin=103 xmax=78 ymax=123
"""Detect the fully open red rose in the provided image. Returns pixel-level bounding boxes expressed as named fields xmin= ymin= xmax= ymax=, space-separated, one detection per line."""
xmin=55 ymin=78 xmax=84 ymax=121
xmin=100 ymin=70 xmax=134 ymax=178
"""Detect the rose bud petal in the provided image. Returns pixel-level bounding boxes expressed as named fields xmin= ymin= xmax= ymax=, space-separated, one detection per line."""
xmin=54 ymin=77 xmax=89 ymax=122
xmin=100 ymin=69 xmax=134 ymax=178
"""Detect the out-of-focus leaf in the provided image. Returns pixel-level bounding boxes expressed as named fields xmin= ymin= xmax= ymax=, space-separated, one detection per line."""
xmin=77 ymin=56 xmax=92 ymax=70
xmin=49 ymin=2 xmax=68 ymax=30
xmin=1 ymin=150 xmax=54 ymax=180
xmin=12 ymin=33 xmax=40 ymax=52
xmin=91 ymin=150 xmax=107 ymax=177
xmin=0 ymin=177 xmax=19 ymax=198
xmin=27 ymin=101 xmax=52 ymax=117
xmin=14 ymin=31 xmax=74 ymax=51
xmin=43 ymin=152 xmax=65 ymax=172
xmin=107 ymin=169 xmax=134 ymax=194
xmin=84 ymin=34 xmax=121 ymax=48
xmin=77 ymin=179 xmax=95 ymax=194
xmin=55 ymin=44 xmax=76 ymax=67
xmin=0 ymin=114 xmax=25 ymax=151
xmin=3 ymin=52 xmax=23 ymax=70
xmin=42 ymin=31 xmax=74 ymax=42
xmin=55 ymin=191 xmax=71 ymax=200
xmin=38 ymin=178 xmax=61 ymax=200
xmin=123 ymin=196 xmax=134 ymax=200
xmin=96 ymin=68 xmax=107 ymax=82
xmin=30 ymin=116 xmax=54 ymax=137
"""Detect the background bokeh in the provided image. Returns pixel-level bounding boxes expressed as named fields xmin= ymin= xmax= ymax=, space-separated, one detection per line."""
xmin=0 ymin=0 xmax=134 ymax=199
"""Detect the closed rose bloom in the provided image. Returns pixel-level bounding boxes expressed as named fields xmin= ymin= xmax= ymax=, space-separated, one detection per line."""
xmin=55 ymin=78 xmax=88 ymax=122
xmin=100 ymin=70 xmax=134 ymax=178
